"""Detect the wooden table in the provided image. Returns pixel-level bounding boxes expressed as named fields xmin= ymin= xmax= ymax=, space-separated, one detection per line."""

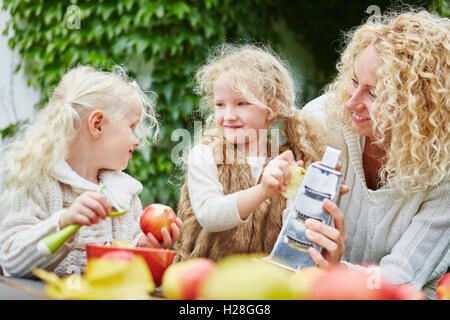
xmin=0 ymin=275 xmax=167 ymax=300
xmin=0 ymin=276 xmax=49 ymax=300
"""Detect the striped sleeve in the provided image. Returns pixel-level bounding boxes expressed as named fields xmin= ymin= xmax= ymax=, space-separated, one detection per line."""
xmin=378 ymin=180 xmax=450 ymax=289
xmin=0 ymin=186 xmax=75 ymax=277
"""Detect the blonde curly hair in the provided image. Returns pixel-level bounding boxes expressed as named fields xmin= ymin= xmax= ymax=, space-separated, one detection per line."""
xmin=1 ymin=65 xmax=159 ymax=207
xmin=325 ymin=10 xmax=449 ymax=195
xmin=195 ymin=43 xmax=298 ymax=119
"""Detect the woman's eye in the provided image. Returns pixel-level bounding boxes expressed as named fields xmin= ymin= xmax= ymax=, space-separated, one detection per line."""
xmin=368 ymin=91 xmax=377 ymax=99
xmin=351 ymin=78 xmax=358 ymax=87
xmin=215 ymin=103 xmax=224 ymax=107
xmin=238 ymin=101 xmax=249 ymax=106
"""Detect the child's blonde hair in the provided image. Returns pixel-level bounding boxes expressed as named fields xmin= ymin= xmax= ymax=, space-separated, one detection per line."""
xmin=195 ymin=43 xmax=297 ymax=117
xmin=325 ymin=10 xmax=449 ymax=195
xmin=1 ymin=65 xmax=159 ymax=206
xmin=194 ymin=43 xmax=320 ymax=159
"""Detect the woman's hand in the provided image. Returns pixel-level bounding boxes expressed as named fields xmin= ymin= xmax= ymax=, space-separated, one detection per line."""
xmin=260 ymin=150 xmax=303 ymax=198
xmin=137 ymin=218 xmax=183 ymax=249
xmin=59 ymin=191 xmax=111 ymax=229
xmin=305 ymin=199 xmax=347 ymax=267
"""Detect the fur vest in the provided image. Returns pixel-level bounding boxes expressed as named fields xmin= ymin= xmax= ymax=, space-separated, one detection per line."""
xmin=174 ymin=111 xmax=326 ymax=262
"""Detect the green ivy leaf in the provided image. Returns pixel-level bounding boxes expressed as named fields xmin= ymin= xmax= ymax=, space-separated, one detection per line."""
xmin=101 ymin=6 xmax=115 ymax=21
xmin=170 ymin=2 xmax=191 ymax=20
xmin=155 ymin=5 xmax=164 ymax=18
xmin=137 ymin=38 xmax=150 ymax=54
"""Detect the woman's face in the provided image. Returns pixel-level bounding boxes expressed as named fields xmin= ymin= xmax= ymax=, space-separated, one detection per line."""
xmin=345 ymin=45 xmax=381 ymax=139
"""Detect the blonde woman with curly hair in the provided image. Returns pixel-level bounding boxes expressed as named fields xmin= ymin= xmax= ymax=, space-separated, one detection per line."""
xmin=174 ymin=44 xmax=348 ymax=263
xmin=303 ymin=10 xmax=449 ymax=299
xmin=0 ymin=66 xmax=182 ymax=278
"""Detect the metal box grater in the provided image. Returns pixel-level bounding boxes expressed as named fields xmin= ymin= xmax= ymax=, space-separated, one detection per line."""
xmin=264 ymin=146 xmax=342 ymax=271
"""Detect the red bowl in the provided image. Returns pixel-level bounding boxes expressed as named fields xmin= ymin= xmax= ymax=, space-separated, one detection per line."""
xmin=86 ymin=244 xmax=175 ymax=286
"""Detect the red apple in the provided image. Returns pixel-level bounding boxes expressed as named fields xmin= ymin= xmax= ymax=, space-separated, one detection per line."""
xmin=436 ymin=272 xmax=450 ymax=300
xmin=390 ymin=283 xmax=426 ymax=300
xmin=291 ymin=266 xmax=327 ymax=299
xmin=162 ymin=258 xmax=216 ymax=300
xmin=101 ymin=250 xmax=136 ymax=262
xmin=140 ymin=204 xmax=177 ymax=241
xmin=310 ymin=265 xmax=397 ymax=300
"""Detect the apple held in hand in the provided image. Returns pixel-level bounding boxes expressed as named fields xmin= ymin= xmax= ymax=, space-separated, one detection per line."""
xmin=140 ymin=204 xmax=177 ymax=241
xmin=281 ymin=166 xmax=306 ymax=200
xmin=437 ymin=272 xmax=450 ymax=300
xmin=162 ymin=258 xmax=216 ymax=300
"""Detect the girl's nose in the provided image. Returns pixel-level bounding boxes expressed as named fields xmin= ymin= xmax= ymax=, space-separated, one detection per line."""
xmin=224 ymin=106 xmax=237 ymax=121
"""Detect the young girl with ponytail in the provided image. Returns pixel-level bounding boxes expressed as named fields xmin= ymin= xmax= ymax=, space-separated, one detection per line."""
xmin=0 ymin=65 xmax=182 ymax=277
xmin=175 ymin=44 xmax=340 ymax=262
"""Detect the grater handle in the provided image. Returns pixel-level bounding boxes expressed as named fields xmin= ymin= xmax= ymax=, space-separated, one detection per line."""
xmin=321 ymin=146 xmax=341 ymax=169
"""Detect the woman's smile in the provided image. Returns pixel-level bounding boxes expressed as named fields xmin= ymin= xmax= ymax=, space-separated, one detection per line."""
xmin=352 ymin=112 xmax=371 ymax=123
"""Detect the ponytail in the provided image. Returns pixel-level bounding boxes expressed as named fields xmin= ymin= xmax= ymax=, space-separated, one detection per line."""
xmin=281 ymin=109 xmax=327 ymax=166
xmin=1 ymin=98 xmax=79 ymax=207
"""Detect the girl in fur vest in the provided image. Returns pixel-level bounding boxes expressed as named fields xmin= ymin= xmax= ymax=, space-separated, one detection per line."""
xmin=175 ymin=44 xmax=345 ymax=262
xmin=0 ymin=65 xmax=182 ymax=278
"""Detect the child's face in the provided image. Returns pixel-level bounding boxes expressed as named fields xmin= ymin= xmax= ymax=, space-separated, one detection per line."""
xmin=97 ymin=103 xmax=142 ymax=171
xmin=213 ymin=72 xmax=273 ymax=149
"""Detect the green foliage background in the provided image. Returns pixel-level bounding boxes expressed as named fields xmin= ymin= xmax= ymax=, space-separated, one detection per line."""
xmin=1 ymin=0 xmax=446 ymax=209
xmin=2 ymin=0 xmax=281 ymax=209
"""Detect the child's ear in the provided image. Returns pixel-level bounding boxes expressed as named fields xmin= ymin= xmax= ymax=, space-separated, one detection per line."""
xmin=88 ymin=110 xmax=105 ymax=138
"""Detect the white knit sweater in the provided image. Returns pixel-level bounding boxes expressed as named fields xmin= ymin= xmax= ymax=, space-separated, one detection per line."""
xmin=186 ymin=144 xmax=292 ymax=232
xmin=303 ymin=95 xmax=450 ymax=300
xmin=0 ymin=161 xmax=144 ymax=278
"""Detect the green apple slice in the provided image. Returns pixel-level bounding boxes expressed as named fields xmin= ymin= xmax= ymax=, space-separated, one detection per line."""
xmin=281 ymin=166 xmax=306 ymax=200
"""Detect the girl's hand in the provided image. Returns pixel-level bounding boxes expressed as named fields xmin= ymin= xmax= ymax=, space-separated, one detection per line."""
xmin=137 ymin=218 xmax=183 ymax=249
xmin=305 ymin=199 xmax=347 ymax=267
xmin=59 ymin=191 xmax=111 ymax=229
xmin=261 ymin=150 xmax=301 ymax=198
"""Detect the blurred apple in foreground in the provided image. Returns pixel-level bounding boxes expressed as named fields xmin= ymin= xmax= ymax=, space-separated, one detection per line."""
xmin=390 ymin=283 xmax=426 ymax=300
xmin=140 ymin=204 xmax=177 ymax=241
xmin=437 ymin=272 xmax=450 ymax=300
xmin=33 ymin=255 xmax=154 ymax=299
xmin=162 ymin=258 xmax=216 ymax=300
xmin=310 ymin=266 xmax=397 ymax=300
xmin=198 ymin=255 xmax=298 ymax=300
xmin=291 ymin=266 xmax=327 ymax=299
